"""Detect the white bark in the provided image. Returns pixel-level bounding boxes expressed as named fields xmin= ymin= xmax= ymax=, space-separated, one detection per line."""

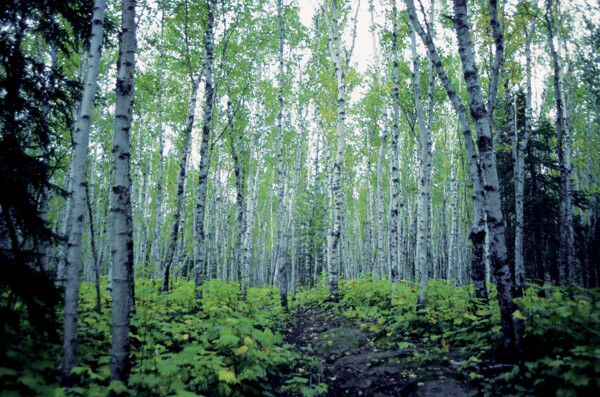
xmin=453 ymin=0 xmax=518 ymax=353
xmin=405 ymin=0 xmax=487 ymax=299
xmin=409 ymin=15 xmax=432 ymax=309
xmin=275 ymin=0 xmax=288 ymax=311
xmin=194 ymin=0 xmax=216 ymax=299
xmin=323 ymin=0 xmax=352 ymax=297
xmin=447 ymin=124 xmax=459 ymax=283
xmin=162 ymin=80 xmax=198 ymax=292
xmin=61 ymin=0 xmax=105 ymax=384
xmin=110 ymin=0 xmax=136 ymax=382
xmin=149 ymin=3 xmax=166 ymax=274
xmin=389 ymin=0 xmax=401 ymax=284
xmin=241 ymin=136 xmax=259 ymax=297
xmin=512 ymin=21 xmax=534 ymax=291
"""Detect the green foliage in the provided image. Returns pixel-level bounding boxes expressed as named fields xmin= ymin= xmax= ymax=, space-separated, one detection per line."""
xmin=2 ymin=278 xmax=302 ymax=396
xmin=294 ymin=277 xmax=600 ymax=396
xmin=3 ymin=277 xmax=600 ymax=396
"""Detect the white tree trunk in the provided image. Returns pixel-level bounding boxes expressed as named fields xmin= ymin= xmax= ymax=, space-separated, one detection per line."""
xmin=149 ymin=4 xmax=166 ymax=275
xmin=61 ymin=0 xmax=105 ymax=384
xmin=389 ymin=1 xmax=400 ymax=285
xmin=406 ymin=0 xmax=487 ymax=300
xmin=324 ymin=0 xmax=352 ymax=298
xmin=162 ymin=80 xmax=198 ymax=292
xmin=512 ymin=22 xmax=534 ymax=291
xmin=194 ymin=0 xmax=216 ymax=299
xmin=241 ymin=136 xmax=259 ymax=297
xmin=452 ymin=0 xmax=519 ymax=354
xmin=110 ymin=0 xmax=136 ymax=382
xmin=409 ymin=16 xmax=432 ymax=309
xmin=275 ymin=0 xmax=289 ymax=311
xmin=447 ymin=124 xmax=459 ymax=283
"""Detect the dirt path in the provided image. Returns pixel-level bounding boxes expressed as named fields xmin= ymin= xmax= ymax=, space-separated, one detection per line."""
xmin=284 ymin=304 xmax=474 ymax=397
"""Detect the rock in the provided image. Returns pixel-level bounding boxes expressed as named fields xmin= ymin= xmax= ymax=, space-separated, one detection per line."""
xmin=332 ymin=350 xmax=411 ymax=372
xmin=314 ymin=327 xmax=368 ymax=359
xmin=409 ymin=379 xmax=472 ymax=397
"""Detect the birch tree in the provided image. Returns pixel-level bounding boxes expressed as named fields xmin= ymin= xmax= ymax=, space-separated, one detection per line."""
xmin=61 ymin=0 xmax=105 ymax=384
xmin=148 ymin=0 xmax=166 ymax=276
xmin=389 ymin=0 xmax=401 ymax=285
xmin=110 ymin=0 xmax=136 ymax=381
xmin=194 ymin=0 xmax=216 ymax=299
xmin=512 ymin=21 xmax=535 ymax=291
xmin=322 ymin=0 xmax=358 ymax=298
xmin=406 ymin=0 xmax=521 ymax=354
xmin=546 ymin=0 xmax=576 ymax=285
xmin=409 ymin=10 xmax=432 ymax=309
xmin=274 ymin=0 xmax=289 ymax=311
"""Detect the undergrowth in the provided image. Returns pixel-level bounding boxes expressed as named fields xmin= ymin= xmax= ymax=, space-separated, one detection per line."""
xmin=293 ymin=277 xmax=600 ymax=396
xmin=1 ymin=276 xmax=599 ymax=396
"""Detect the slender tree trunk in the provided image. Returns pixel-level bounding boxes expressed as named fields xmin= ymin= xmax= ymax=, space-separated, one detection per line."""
xmin=447 ymin=124 xmax=459 ymax=283
xmin=194 ymin=0 xmax=216 ymax=300
xmin=149 ymin=2 xmax=166 ymax=274
xmin=409 ymin=11 xmax=432 ymax=309
xmin=324 ymin=0 xmax=351 ymax=298
xmin=110 ymin=0 xmax=136 ymax=382
xmin=274 ymin=0 xmax=289 ymax=311
xmin=162 ymin=80 xmax=198 ymax=292
xmin=60 ymin=0 xmax=105 ymax=384
xmin=546 ymin=0 xmax=571 ymax=285
xmin=85 ymin=183 xmax=101 ymax=314
xmin=512 ymin=22 xmax=534 ymax=291
xmin=241 ymin=136 xmax=259 ymax=297
xmin=389 ymin=1 xmax=400 ymax=286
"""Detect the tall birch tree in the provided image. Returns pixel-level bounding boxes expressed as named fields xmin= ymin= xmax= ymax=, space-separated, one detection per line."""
xmin=110 ymin=0 xmax=136 ymax=381
xmin=275 ymin=0 xmax=289 ymax=311
xmin=322 ymin=0 xmax=357 ymax=298
xmin=389 ymin=0 xmax=401 ymax=284
xmin=61 ymin=0 xmax=105 ymax=384
xmin=409 ymin=11 xmax=432 ymax=309
xmin=194 ymin=0 xmax=216 ymax=299
xmin=407 ymin=0 xmax=521 ymax=354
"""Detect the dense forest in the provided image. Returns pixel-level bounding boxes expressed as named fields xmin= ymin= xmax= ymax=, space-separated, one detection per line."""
xmin=1 ymin=0 xmax=599 ymax=395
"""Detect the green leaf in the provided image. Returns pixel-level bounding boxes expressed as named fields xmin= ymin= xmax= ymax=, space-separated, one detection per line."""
xmin=218 ymin=334 xmax=240 ymax=347
xmin=218 ymin=368 xmax=237 ymax=384
xmin=233 ymin=345 xmax=249 ymax=356
xmin=108 ymin=380 xmax=129 ymax=394
xmin=157 ymin=360 xmax=179 ymax=376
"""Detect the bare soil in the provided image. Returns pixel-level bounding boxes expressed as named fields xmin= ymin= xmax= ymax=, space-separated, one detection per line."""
xmin=283 ymin=304 xmax=474 ymax=397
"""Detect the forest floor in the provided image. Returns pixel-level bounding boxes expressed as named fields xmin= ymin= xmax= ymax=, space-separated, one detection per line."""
xmin=283 ymin=303 xmax=476 ymax=397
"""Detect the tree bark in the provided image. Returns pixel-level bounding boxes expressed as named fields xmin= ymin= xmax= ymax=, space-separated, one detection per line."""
xmin=61 ymin=0 xmax=105 ymax=385
xmin=274 ymin=0 xmax=289 ymax=311
xmin=149 ymin=2 xmax=166 ymax=277
xmin=162 ymin=80 xmax=198 ymax=292
xmin=406 ymin=0 xmax=520 ymax=355
xmin=389 ymin=0 xmax=400 ymax=286
xmin=323 ymin=0 xmax=351 ymax=298
xmin=409 ymin=9 xmax=432 ymax=309
xmin=452 ymin=0 xmax=519 ymax=354
xmin=110 ymin=0 xmax=136 ymax=382
xmin=512 ymin=22 xmax=534 ymax=291
xmin=194 ymin=0 xmax=216 ymax=300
